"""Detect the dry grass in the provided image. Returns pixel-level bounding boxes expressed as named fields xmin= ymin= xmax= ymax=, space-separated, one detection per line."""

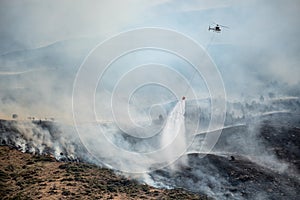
xmin=0 ymin=146 xmax=209 ymax=199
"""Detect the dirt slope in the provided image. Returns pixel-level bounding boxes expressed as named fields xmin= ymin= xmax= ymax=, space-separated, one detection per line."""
xmin=0 ymin=146 xmax=210 ymax=200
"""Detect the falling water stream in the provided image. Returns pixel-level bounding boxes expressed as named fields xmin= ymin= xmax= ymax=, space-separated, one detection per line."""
xmin=160 ymin=99 xmax=187 ymax=167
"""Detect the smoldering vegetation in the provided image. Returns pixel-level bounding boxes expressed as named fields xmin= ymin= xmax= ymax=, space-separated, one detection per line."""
xmin=151 ymin=112 xmax=300 ymax=200
xmin=1 ymin=1 xmax=300 ymax=199
xmin=0 ymin=119 xmax=95 ymax=164
xmin=148 ymin=97 xmax=300 ymax=200
xmin=0 ymin=97 xmax=299 ymax=199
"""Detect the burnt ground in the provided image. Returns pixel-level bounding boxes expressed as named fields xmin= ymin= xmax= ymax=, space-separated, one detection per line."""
xmin=0 ymin=112 xmax=299 ymax=199
xmin=0 ymin=146 xmax=209 ymax=200
xmin=150 ymin=113 xmax=300 ymax=199
xmin=150 ymin=153 xmax=299 ymax=200
xmin=259 ymin=113 xmax=300 ymax=170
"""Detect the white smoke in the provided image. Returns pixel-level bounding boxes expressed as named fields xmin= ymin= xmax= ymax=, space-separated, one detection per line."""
xmin=0 ymin=120 xmax=81 ymax=161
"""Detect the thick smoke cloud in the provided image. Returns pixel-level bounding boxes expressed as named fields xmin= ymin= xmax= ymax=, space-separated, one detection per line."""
xmin=155 ymin=0 xmax=300 ymax=99
xmin=0 ymin=0 xmax=168 ymax=54
xmin=0 ymin=1 xmax=299 ymax=199
xmin=0 ymin=0 xmax=299 ymax=120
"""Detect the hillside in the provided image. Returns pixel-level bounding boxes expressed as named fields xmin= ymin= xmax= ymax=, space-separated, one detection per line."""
xmin=0 ymin=146 xmax=209 ymax=200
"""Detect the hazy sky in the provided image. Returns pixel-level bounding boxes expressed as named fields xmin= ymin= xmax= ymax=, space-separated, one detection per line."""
xmin=0 ymin=0 xmax=299 ymax=120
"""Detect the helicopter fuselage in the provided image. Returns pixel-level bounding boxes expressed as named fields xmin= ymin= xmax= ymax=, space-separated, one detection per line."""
xmin=208 ymin=26 xmax=221 ymax=32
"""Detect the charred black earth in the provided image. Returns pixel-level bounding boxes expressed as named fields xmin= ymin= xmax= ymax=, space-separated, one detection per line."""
xmin=150 ymin=112 xmax=300 ymax=199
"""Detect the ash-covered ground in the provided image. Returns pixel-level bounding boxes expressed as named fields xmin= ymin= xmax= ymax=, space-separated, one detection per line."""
xmin=0 ymin=98 xmax=300 ymax=199
xmin=151 ymin=112 xmax=300 ymax=199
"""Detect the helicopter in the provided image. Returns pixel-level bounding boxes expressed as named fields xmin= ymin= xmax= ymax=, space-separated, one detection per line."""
xmin=208 ymin=23 xmax=229 ymax=32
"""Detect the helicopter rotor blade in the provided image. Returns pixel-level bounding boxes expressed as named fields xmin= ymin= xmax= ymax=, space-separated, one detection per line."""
xmin=219 ymin=25 xmax=230 ymax=28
